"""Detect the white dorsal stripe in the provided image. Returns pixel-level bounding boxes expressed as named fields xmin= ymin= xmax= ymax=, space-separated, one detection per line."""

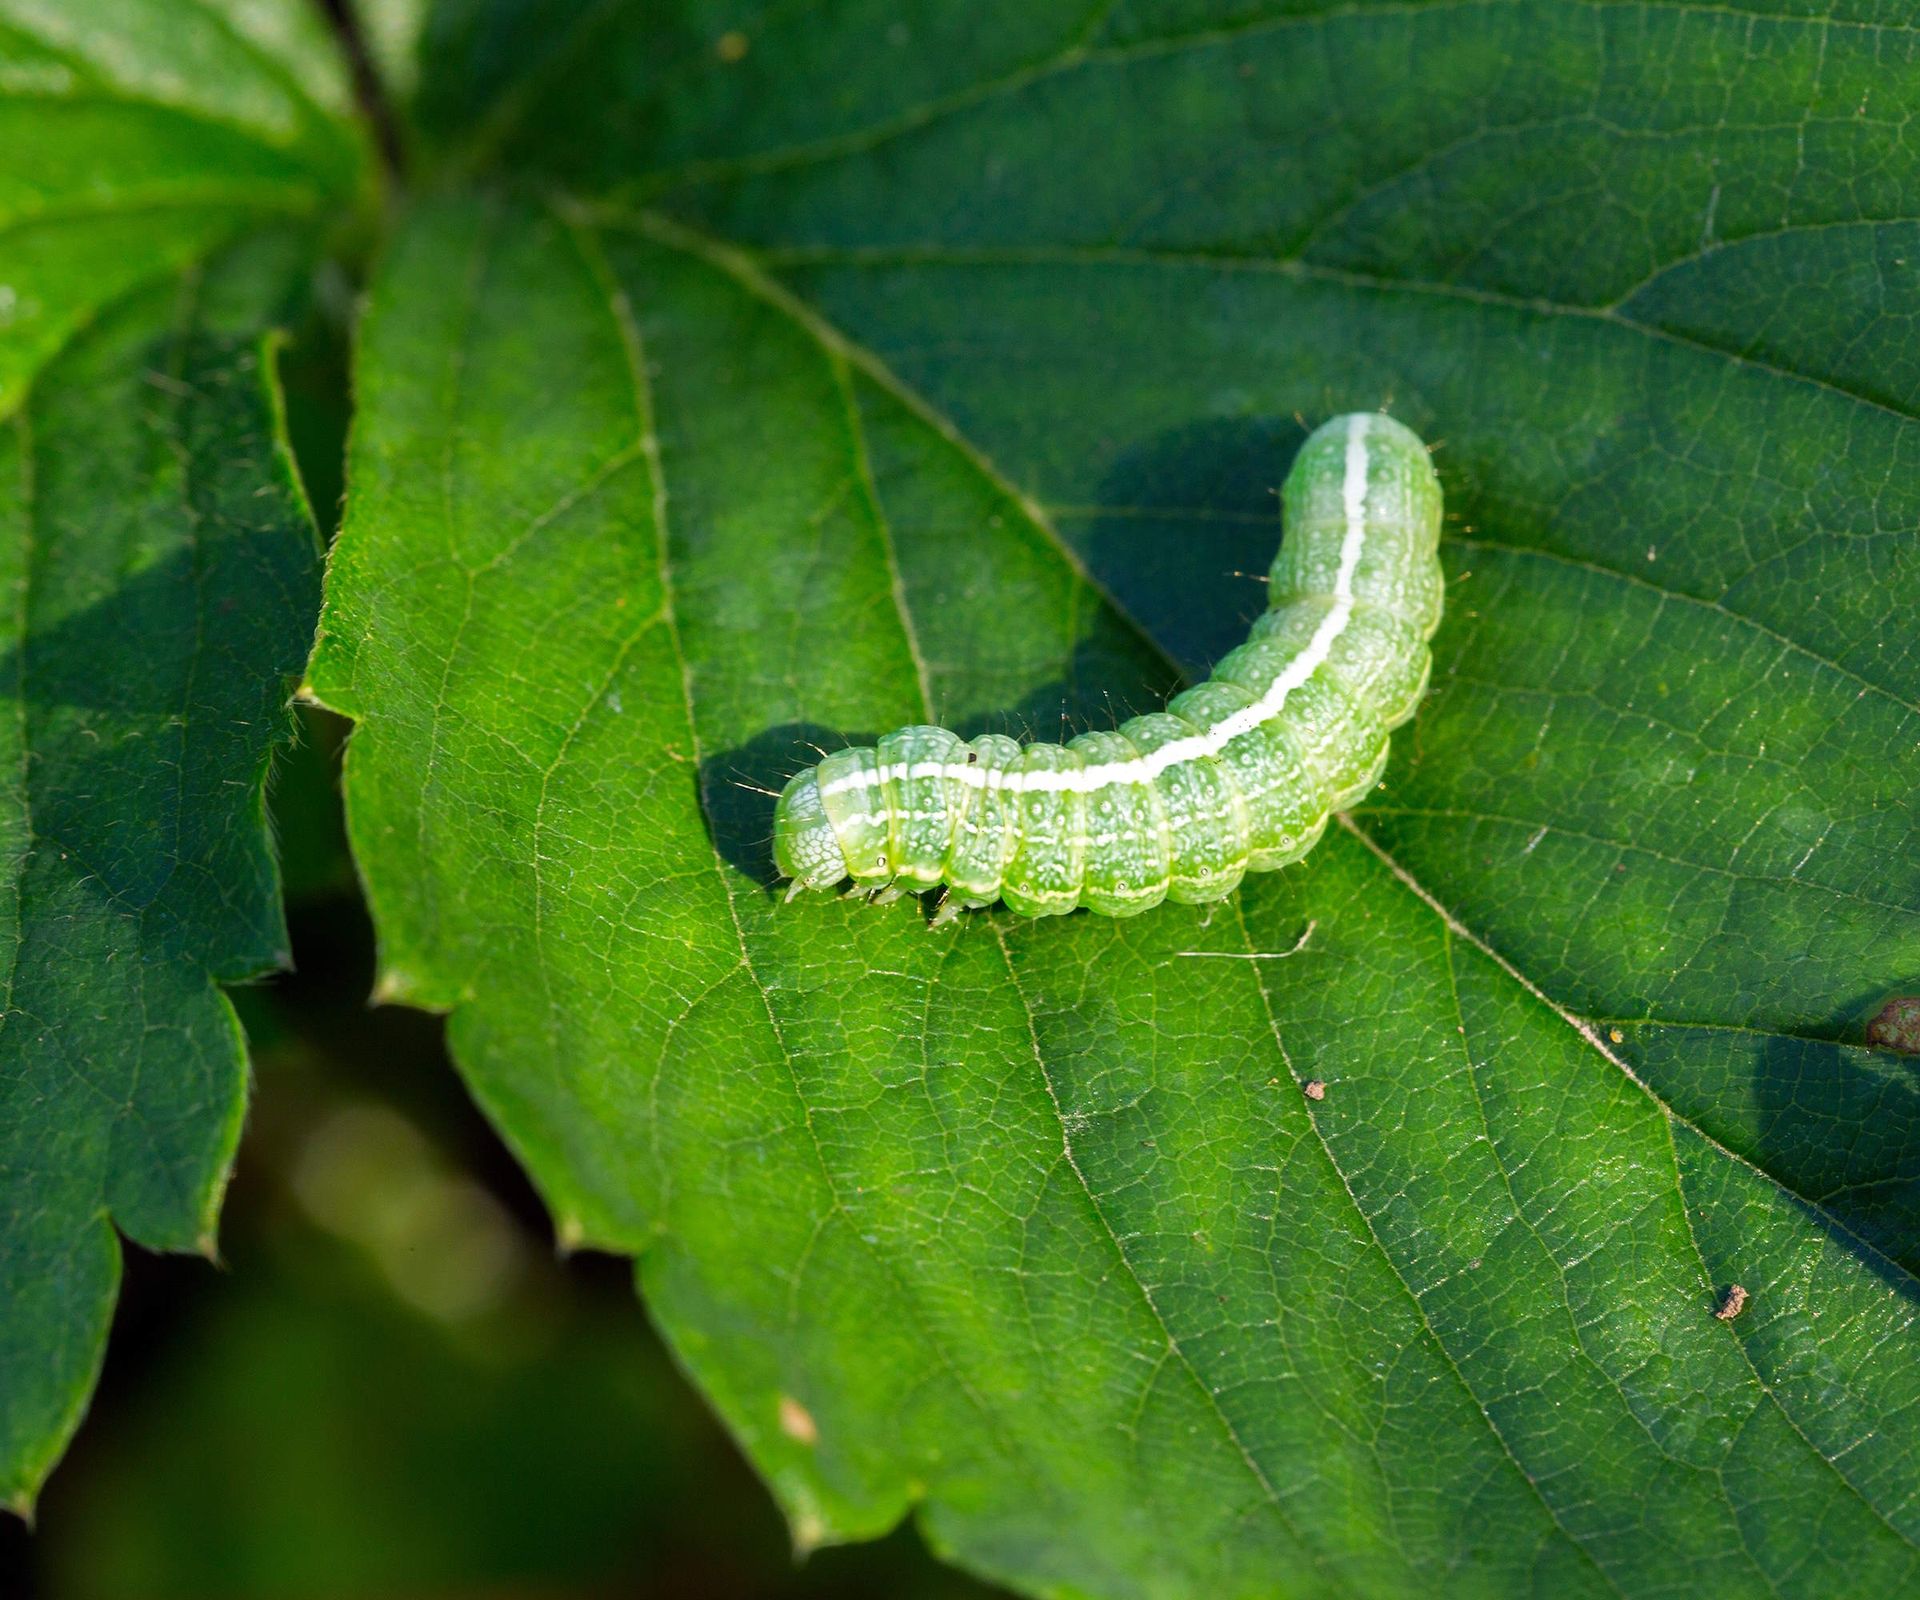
xmin=818 ymin=414 xmax=1374 ymax=801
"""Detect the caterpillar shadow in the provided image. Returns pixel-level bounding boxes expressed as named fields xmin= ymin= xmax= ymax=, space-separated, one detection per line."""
xmin=700 ymin=721 xmax=881 ymax=891
xmin=1078 ymin=415 xmax=1312 ymax=675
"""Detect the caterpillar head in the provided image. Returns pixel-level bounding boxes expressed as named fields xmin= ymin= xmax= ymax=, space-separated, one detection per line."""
xmin=774 ymin=767 xmax=849 ymax=895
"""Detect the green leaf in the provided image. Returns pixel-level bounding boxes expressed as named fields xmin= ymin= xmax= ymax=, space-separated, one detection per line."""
xmin=0 ymin=238 xmax=325 ymax=1514
xmin=319 ymin=4 xmax=1920 ymax=1593
xmin=0 ymin=1 xmax=361 ymax=1509
xmin=0 ymin=0 xmax=366 ymax=419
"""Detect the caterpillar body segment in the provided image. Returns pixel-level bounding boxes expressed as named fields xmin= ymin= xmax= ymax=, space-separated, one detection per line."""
xmin=774 ymin=412 xmax=1444 ymax=920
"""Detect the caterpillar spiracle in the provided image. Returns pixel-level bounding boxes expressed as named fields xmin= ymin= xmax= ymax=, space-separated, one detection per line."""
xmin=774 ymin=412 xmax=1444 ymax=923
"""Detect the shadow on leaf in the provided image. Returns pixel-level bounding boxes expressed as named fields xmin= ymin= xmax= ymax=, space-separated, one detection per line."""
xmin=1746 ymin=990 xmax=1920 ymax=1284
xmin=1077 ymin=415 xmax=1309 ymax=675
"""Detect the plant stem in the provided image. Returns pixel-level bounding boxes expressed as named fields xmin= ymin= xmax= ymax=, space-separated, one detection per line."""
xmin=314 ymin=0 xmax=406 ymax=181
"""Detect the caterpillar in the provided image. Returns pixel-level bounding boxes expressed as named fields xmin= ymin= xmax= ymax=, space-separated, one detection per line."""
xmin=773 ymin=412 xmax=1443 ymax=923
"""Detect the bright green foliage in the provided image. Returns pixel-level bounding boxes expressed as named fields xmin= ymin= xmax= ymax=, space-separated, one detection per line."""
xmin=4 ymin=0 xmax=1908 ymax=1590
xmin=0 ymin=0 xmax=364 ymax=420
xmin=312 ymin=1 xmax=1920 ymax=1586
xmin=0 ymin=0 xmax=358 ymax=1512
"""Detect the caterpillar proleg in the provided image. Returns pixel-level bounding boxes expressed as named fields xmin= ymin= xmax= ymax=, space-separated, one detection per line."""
xmin=774 ymin=412 xmax=1444 ymax=922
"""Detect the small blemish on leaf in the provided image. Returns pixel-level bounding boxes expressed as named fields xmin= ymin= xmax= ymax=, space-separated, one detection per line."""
xmin=779 ymin=1394 xmax=819 ymax=1446
xmin=371 ymin=968 xmax=413 ymax=1005
xmin=1302 ymin=1079 xmax=1327 ymax=1101
xmin=716 ymin=30 xmax=749 ymax=61
xmin=790 ymin=1510 xmax=828 ymax=1556
xmin=1714 ymin=1284 xmax=1749 ymax=1322
xmin=1608 ymin=1028 xmax=1625 ymax=1044
xmin=1867 ymin=996 xmax=1920 ymax=1055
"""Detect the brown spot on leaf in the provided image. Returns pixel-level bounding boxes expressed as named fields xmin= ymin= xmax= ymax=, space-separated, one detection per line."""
xmin=1867 ymin=996 xmax=1920 ymax=1055
xmin=1713 ymin=1284 xmax=1749 ymax=1322
xmin=716 ymin=29 xmax=749 ymax=61
xmin=778 ymin=1394 xmax=819 ymax=1446
xmin=1302 ymin=1079 xmax=1327 ymax=1101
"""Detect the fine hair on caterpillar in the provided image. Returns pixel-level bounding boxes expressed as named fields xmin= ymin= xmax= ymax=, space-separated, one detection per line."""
xmin=774 ymin=413 xmax=1444 ymax=924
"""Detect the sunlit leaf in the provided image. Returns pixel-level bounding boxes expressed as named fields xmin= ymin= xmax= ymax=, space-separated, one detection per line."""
xmin=317 ymin=3 xmax=1920 ymax=1593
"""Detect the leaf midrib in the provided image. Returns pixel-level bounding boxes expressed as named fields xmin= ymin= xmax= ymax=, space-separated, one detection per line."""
xmin=1338 ymin=811 xmax=1920 ymax=1303
xmin=1351 ymin=816 xmax=1920 ymax=1560
xmin=1360 ymin=805 xmax=1911 ymax=915
xmin=813 ymin=205 xmax=1832 ymax=1579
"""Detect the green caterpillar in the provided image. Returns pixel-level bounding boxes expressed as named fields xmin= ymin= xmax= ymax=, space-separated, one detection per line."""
xmin=774 ymin=412 xmax=1444 ymax=922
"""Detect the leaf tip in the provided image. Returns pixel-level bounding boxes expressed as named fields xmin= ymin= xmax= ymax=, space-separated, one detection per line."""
xmin=5 ymin=1490 xmax=35 ymax=1528
xmin=553 ymin=1214 xmax=586 ymax=1254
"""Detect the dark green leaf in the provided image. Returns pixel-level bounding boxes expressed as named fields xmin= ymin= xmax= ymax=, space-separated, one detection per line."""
xmin=0 ymin=242 xmax=325 ymax=1512
xmin=0 ymin=1 xmax=363 ymax=1507
xmin=319 ymin=4 xmax=1920 ymax=1593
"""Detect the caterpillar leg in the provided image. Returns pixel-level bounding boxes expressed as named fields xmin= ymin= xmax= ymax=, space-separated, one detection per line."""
xmin=930 ymin=892 xmax=992 ymax=929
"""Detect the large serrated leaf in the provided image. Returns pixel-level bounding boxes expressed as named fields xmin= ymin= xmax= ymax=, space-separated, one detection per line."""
xmin=0 ymin=247 xmax=324 ymax=1510
xmin=319 ymin=3 xmax=1920 ymax=1594
xmin=0 ymin=0 xmax=358 ymax=1509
